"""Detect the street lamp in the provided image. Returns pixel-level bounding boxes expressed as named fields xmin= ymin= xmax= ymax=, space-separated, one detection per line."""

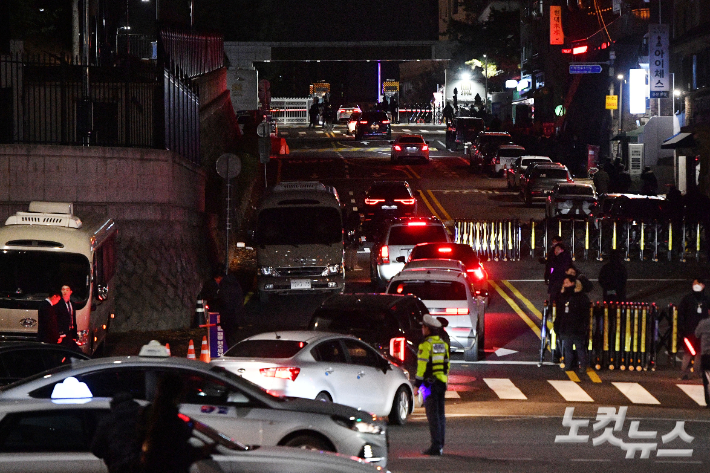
xmin=483 ymin=54 xmax=488 ymax=114
xmin=617 ymin=74 xmax=624 ymax=160
xmin=674 ymin=88 xmax=681 ymax=115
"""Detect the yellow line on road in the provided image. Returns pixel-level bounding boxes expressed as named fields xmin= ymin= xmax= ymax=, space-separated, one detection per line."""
xmin=565 ymin=371 xmax=580 ymax=382
xmin=586 ymin=369 xmax=602 ymax=383
xmin=489 ymin=280 xmax=541 ymax=339
xmin=417 ymin=190 xmax=441 ymax=220
xmin=501 ymin=280 xmax=543 ymax=320
xmin=426 ymin=189 xmax=452 ymax=222
xmin=406 ymin=165 xmax=421 ymax=179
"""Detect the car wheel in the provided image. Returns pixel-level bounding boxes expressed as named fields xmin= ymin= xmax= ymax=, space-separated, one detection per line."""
xmin=388 ymin=385 xmax=411 ymax=425
xmin=283 ymin=435 xmax=332 ymax=451
xmin=315 ymin=391 xmax=332 ymax=402
xmin=465 ymin=318 xmax=485 ymax=361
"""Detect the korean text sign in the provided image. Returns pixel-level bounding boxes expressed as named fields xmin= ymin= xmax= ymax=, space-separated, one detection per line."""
xmin=550 ymin=6 xmax=564 ymax=45
xmin=649 ymin=24 xmax=670 ymax=99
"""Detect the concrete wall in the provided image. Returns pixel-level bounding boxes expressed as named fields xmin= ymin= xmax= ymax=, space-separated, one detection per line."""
xmin=0 ymin=144 xmax=209 ymax=332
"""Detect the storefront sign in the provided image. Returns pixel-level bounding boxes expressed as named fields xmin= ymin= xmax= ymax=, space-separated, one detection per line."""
xmin=649 ymin=24 xmax=670 ymax=98
xmin=550 ymin=6 xmax=564 ymax=45
xmin=606 ymin=95 xmax=618 ymax=110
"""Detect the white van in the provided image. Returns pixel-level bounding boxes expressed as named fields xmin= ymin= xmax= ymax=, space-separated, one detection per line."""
xmin=0 ymin=202 xmax=117 ymax=356
xmin=254 ymin=182 xmax=345 ymax=301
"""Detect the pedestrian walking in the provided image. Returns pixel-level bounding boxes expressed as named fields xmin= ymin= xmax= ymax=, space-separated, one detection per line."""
xmin=678 ymin=278 xmax=710 ymax=379
xmin=139 ymin=373 xmax=213 ymax=473
xmin=694 ymin=311 xmax=710 ymax=407
xmin=414 ymin=315 xmax=450 ymax=456
xmin=554 ymin=275 xmax=591 ymax=371
xmin=598 ymin=250 xmax=627 ymax=302
xmin=308 ymin=99 xmax=319 ymax=128
xmin=37 ymin=288 xmax=61 ymax=344
xmin=91 ymin=392 xmax=143 ymax=473
xmin=592 ymin=165 xmax=610 ymax=195
xmin=542 ymin=235 xmax=563 ymax=285
xmin=547 ymin=241 xmax=573 ymax=301
xmin=442 ymin=101 xmax=454 ymax=126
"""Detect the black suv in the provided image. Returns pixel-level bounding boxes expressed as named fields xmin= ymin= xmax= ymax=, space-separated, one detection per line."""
xmin=446 ymin=117 xmax=485 ymax=151
xmin=354 ymin=111 xmax=391 ymax=140
xmin=307 ymin=293 xmax=428 ymax=375
xmin=468 ymin=132 xmax=513 ymax=172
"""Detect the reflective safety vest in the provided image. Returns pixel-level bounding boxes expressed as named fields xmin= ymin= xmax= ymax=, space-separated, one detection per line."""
xmin=415 ymin=334 xmax=450 ymax=386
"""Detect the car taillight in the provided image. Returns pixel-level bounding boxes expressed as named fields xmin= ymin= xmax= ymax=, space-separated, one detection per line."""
xmin=567 ymin=177 xmax=574 ymax=182
xmin=390 ymin=337 xmax=406 ymax=362
xmin=365 ymin=198 xmax=385 ymax=205
xmin=260 ymin=367 xmax=301 ymax=381
xmin=438 ymin=247 xmax=452 ymax=254
xmin=382 ymin=120 xmax=390 ymax=124
xmin=359 ymin=120 xmax=368 ymax=124
xmin=407 ymin=221 xmax=426 ymax=226
xmin=380 ymin=245 xmax=390 ymax=264
xmin=469 ymin=267 xmax=485 ymax=280
xmin=395 ymin=198 xmax=416 ymax=205
xmin=422 ymin=145 xmax=429 ymax=151
xmin=495 ymin=157 xmax=500 ymax=164
xmin=393 ymin=145 xmax=402 ymax=151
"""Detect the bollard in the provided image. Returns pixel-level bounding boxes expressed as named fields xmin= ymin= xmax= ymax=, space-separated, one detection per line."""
xmin=558 ymin=220 xmax=562 ymax=242
xmin=584 ymin=220 xmax=590 ymax=261
xmin=668 ymin=221 xmax=673 ymax=261
xmin=632 ymin=305 xmax=640 ymax=371
xmin=612 ymin=221 xmax=617 ymax=251
xmin=597 ymin=219 xmax=604 ymax=261
xmin=571 ymin=220 xmax=576 ymax=261
xmin=551 ymin=303 xmax=558 ymax=354
xmin=697 ymin=222 xmax=702 ymax=262
xmin=601 ymin=303 xmax=610 ymax=370
xmin=621 ymin=304 xmax=632 ymax=370
xmin=653 ymin=222 xmax=659 ymax=262
xmin=539 ymin=301 xmax=549 ymax=366
xmin=508 ymin=220 xmax=513 ymax=261
xmin=498 ymin=221 xmax=504 ymax=261
xmin=640 ymin=305 xmax=648 ymax=370
xmin=671 ymin=305 xmax=678 ymax=357
xmin=544 ymin=219 xmax=549 ymax=259
xmin=681 ymin=219 xmax=687 ymax=263
xmin=640 ymin=222 xmax=645 ymax=261
xmin=531 ymin=219 xmax=536 ymax=258
xmin=611 ymin=303 xmax=621 ymax=370
xmin=625 ymin=222 xmax=630 ymax=262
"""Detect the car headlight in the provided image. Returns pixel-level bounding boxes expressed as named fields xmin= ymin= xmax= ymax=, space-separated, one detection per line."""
xmin=321 ymin=264 xmax=342 ymax=277
xmin=333 ymin=415 xmax=384 ymax=435
xmin=259 ymin=267 xmax=280 ymax=276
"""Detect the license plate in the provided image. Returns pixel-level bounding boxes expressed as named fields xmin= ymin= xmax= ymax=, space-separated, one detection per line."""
xmin=382 ymin=205 xmax=398 ymax=210
xmin=407 ymin=147 xmax=418 ymax=152
xmin=291 ymin=279 xmax=311 ymax=290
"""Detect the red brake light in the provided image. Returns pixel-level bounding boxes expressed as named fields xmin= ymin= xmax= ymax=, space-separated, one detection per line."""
xmin=178 ymin=413 xmax=190 ymax=423
xmin=422 ymin=145 xmax=428 ymax=151
xmin=684 ymin=337 xmax=697 ymax=357
xmin=438 ymin=247 xmax=452 ymax=253
xmin=359 ymin=120 xmax=368 ymax=124
xmin=393 ymin=145 xmax=402 ymax=151
xmin=407 ymin=221 xmax=427 ymax=226
xmin=382 ymin=120 xmax=390 ymax=124
xmin=394 ymin=198 xmax=416 ymax=205
xmin=260 ymin=367 xmax=301 ymax=381
xmin=470 ymin=267 xmax=485 ymax=280
xmin=365 ymin=198 xmax=385 ymax=205
xmin=380 ymin=245 xmax=390 ymax=264
xmin=572 ymin=45 xmax=588 ymax=55
xmin=389 ymin=337 xmax=406 ymax=362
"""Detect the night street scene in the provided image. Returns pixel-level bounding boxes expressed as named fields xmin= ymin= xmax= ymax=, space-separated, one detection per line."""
xmin=1 ymin=1 xmax=710 ymax=472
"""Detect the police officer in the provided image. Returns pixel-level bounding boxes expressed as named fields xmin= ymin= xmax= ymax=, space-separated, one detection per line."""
xmin=413 ymin=315 xmax=450 ymax=456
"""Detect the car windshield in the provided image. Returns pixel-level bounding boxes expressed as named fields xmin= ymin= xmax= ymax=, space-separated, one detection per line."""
xmin=499 ymin=148 xmax=525 ymax=157
xmin=388 ymin=225 xmax=449 ymax=246
xmin=398 ymin=136 xmax=424 ymax=144
xmin=457 ymin=119 xmax=484 ymax=130
xmin=0 ymin=251 xmax=90 ymax=301
xmin=409 ymin=246 xmax=479 ymax=265
xmin=310 ymin=309 xmax=398 ymax=335
xmin=256 ymin=207 xmax=342 ymax=245
xmin=223 ymin=340 xmax=307 ymax=358
xmin=523 ymin=159 xmax=551 ymax=167
xmin=388 ymin=280 xmax=468 ymax=300
xmin=480 ymin=135 xmax=512 ymax=146
xmin=533 ymin=169 xmax=569 ymax=179
xmin=367 ymin=184 xmax=411 ymax=199
xmin=558 ymin=186 xmax=595 ymax=196
xmin=361 ymin=112 xmax=388 ymax=121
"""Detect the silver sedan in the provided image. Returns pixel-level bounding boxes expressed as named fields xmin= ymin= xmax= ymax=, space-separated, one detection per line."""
xmin=212 ymin=331 xmax=414 ymax=425
xmin=0 ymin=354 xmax=389 ymax=467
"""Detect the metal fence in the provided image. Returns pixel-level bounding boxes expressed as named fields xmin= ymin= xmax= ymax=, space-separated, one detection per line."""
xmin=269 ymin=98 xmax=310 ymax=125
xmin=160 ymin=29 xmax=223 ymax=79
xmin=453 ymin=217 xmax=708 ymax=263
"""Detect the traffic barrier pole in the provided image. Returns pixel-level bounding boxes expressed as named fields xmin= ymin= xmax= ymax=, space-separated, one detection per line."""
xmin=622 ymin=303 xmax=632 ymax=370
xmin=571 ymin=220 xmax=576 ymax=261
xmin=612 ymin=221 xmax=617 ymax=251
xmin=697 ymin=222 xmax=702 ymax=262
xmin=649 ymin=303 xmax=657 ymax=370
xmin=625 ymin=222 xmax=630 ymax=262
xmin=558 ymin=220 xmax=562 ymax=242
xmin=551 ymin=303 xmax=557 ymax=353
xmin=507 ymin=220 xmax=513 ymax=261
xmin=640 ymin=304 xmax=648 ymax=370
xmin=544 ymin=219 xmax=548 ymax=259
xmin=531 ymin=219 xmax=536 ymax=258
xmin=668 ymin=221 xmax=673 ymax=261
xmin=632 ymin=305 xmax=640 ymax=371
xmin=671 ymin=304 xmax=678 ymax=361
xmin=681 ymin=219 xmax=687 ymax=263
xmin=539 ymin=301 xmax=549 ymax=366
xmin=640 ymin=222 xmax=645 ymax=261
xmin=600 ymin=303 xmax=610 ymax=370
xmin=611 ymin=303 xmax=621 ymax=370
xmin=653 ymin=222 xmax=659 ymax=262
xmin=584 ymin=220 xmax=590 ymax=261
xmin=588 ymin=303 xmax=594 ymax=363
xmin=498 ymin=221 xmax=504 ymax=261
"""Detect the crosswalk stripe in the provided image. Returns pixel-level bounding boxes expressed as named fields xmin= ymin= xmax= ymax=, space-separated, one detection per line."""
xmin=484 ymin=378 xmax=527 ymax=400
xmin=676 ymin=384 xmax=707 ymax=406
xmin=548 ymin=380 xmax=594 ymax=402
xmin=612 ymin=382 xmax=660 ymax=404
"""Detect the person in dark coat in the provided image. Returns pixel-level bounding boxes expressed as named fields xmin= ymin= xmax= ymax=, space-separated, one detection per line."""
xmin=196 ymin=264 xmax=224 ymax=327
xmin=640 ymin=166 xmax=658 ymax=195
xmin=37 ymin=289 xmax=61 ymax=344
xmin=55 ymin=283 xmax=80 ymax=351
xmin=218 ymin=272 xmax=246 ymax=349
xmin=308 ymin=99 xmax=320 ymax=128
xmin=554 ymin=276 xmax=591 ymax=371
xmin=598 ymin=250 xmax=627 ymax=302
xmin=547 ymin=242 xmax=573 ymax=301
xmin=139 ymin=373 xmax=212 ymax=473
xmin=565 ymin=265 xmax=593 ymax=294
xmin=592 ymin=166 xmax=610 ymax=195
xmin=678 ymin=278 xmax=710 ymax=379
xmin=694 ymin=311 xmax=710 ymax=407
xmin=543 ymin=235 xmax=563 ymax=286
xmin=91 ymin=392 xmax=143 ymax=473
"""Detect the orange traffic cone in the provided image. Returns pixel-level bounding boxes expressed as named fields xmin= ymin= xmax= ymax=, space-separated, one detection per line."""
xmin=186 ymin=340 xmax=196 ymax=360
xmin=199 ymin=336 xmax=210 ymax=363
xmin=165 ymin=343 xmax=171 ymax=356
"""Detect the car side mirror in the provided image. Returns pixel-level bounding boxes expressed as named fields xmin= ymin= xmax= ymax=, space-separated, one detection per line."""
xmin=395 ymin=256 xmax=406 ymax=263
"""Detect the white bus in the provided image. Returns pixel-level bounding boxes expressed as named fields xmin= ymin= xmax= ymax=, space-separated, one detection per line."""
xmin=0 ymin=202 xmax=117 ymax=356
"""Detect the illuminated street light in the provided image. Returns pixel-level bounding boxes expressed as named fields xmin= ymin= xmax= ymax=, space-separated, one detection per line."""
xmin=459 ymin=71 xmax=471 ymax=80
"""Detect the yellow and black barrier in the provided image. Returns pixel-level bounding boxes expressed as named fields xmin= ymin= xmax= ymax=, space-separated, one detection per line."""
xmin=452 ymin=217 xmax=706 ymax=263
xmin=538 ymin=300 xmax=663 ymax=371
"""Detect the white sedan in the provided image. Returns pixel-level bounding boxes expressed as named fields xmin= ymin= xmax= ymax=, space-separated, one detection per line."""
xmin=212 ymin=331 xmax=414 ymax=425
xmin=0 ymin=397 xmax=387 ymax=473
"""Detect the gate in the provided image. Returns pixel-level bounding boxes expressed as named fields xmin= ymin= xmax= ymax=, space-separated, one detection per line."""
xmin=270 ymin=97 xmax=309 ymax=125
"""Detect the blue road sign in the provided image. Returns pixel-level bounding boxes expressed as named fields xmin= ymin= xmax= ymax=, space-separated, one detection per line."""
xmin=569 ymin=64 xmax=603 ymax=74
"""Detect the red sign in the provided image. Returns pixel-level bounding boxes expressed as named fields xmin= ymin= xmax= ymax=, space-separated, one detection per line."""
xmin=550 ymin=6 xmax=564 ymax=45
xmin=587 ymin=145 xmax=600 ymax=170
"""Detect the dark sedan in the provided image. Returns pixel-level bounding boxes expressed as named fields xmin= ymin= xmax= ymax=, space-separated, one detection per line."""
xmin=354 ymin=111 xmax=391 ymax=140
xmin=0 ymin=341 xmax=89 ymax=386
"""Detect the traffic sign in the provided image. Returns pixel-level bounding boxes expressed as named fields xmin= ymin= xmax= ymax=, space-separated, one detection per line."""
xmin=606 ymin=95 xmax=618 ymax=110
xmin=569 ymin=64 xmax=603 ymax=74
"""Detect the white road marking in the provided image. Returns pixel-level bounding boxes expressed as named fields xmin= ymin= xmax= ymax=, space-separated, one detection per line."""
xmin=676 ymin=384 xmax=707 ymax=406
xmin=484 ymin=378 xmax=527 ymax=400
xmin=612 ymin=382 xmax=660 ymax=404
xmin=445 ymin=390 xmax=461 ymax=399
xmin=548 ymin=380 xmax=594 ymax=402
xmin=494 ymin=348 xmax=518 ymax=357
xmin=438 ymin=140 xmax=445 ymax=148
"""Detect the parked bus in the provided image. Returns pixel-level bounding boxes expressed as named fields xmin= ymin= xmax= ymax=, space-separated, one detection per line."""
xmin=254 ymin=181 xmax=345 ymax=301
xmin=0 ymin=202 xmax=117 ymax=356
